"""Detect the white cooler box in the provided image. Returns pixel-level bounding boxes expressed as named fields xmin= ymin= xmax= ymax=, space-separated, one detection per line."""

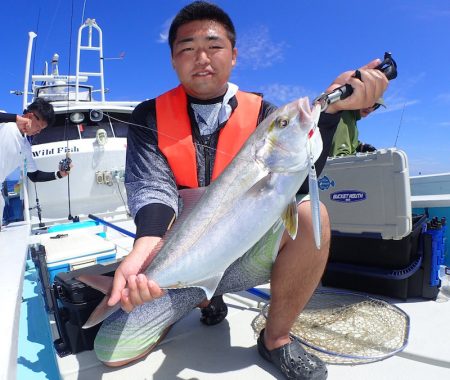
xmin=318 ymin=148 xmax=411 ymax=240
xmin=39 ymin=231 xmax=117 ymax=283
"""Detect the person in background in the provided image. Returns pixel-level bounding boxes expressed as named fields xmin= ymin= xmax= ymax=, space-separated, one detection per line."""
xmin=93 ymin=2 xmax=388 ymax=379
xmin=329 ymin=97 xmax=386 ymax=156
xmin=0 ymin=98 xmax=71 ymax=227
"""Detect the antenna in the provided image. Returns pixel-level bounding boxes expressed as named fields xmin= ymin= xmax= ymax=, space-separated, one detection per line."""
xmin=103 ymin=51 xmax=126 ymax=60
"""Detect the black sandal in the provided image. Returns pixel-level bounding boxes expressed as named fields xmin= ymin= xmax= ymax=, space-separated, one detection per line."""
xmin=257 ymin=328 xmax=328 ymax=380
xmin=200 ymin=295 xmax=228 ymax=326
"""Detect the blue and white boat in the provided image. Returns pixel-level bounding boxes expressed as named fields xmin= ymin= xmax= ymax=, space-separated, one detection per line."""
xmin=1 ymin=19 xmax=449 ymax=380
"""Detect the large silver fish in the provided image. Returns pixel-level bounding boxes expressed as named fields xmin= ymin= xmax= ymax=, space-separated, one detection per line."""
xmin=81 ymin=97 xmax=323 ymax=329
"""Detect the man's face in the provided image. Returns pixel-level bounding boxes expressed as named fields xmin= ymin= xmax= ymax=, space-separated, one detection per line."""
xmin=25 ymin=111 xmax=47 ymax=135
xmin=171 ymin=20 xmax=237 ymax=100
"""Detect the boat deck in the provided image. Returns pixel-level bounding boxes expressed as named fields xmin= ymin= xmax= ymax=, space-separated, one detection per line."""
xmin=18 ymin=258 xmax=450 ymax=379
xmin=2 ymin=217 xmax=449 ymax=380
xmin=52 ymin=290 xmax=450 ymax=380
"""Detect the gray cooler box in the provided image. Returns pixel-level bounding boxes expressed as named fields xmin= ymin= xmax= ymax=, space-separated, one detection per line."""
xmin=318 ymin=148 xmax=411 ymax=240
xmin=318 ymin=148 xmax=439 ymax=299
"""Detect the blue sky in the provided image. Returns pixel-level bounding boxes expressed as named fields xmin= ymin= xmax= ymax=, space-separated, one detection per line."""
xmin=1 ymin=0 xmax=449 ymax=176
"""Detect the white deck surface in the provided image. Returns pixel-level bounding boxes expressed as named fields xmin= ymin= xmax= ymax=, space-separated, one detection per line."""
xmin=4 ymin=218 xmax=450 ymax=379
xmin=53 ymin=287 xmax=450 ymax=380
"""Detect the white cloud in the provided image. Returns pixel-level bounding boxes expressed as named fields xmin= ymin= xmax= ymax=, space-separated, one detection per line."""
xmin=378 ymin=99 xmax=420 ymax=113
xmin=236 ymin=25 xmax=286 ymax=70
xmin=380 ymin=72 xmax=424 ymax=113
xmin=157 ymin=17 xmax=173 ymax=44
xmin=435 ymin=93 xmax=450 ymax=104
xmin=258 ymin=83 xmax=314 ymax=105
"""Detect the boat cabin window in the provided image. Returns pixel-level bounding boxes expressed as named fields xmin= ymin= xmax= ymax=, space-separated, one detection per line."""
xmin=31 ymin=112 xmax=131 ymax=145
xmin=36 ymin=85 xmax=92 ymax=102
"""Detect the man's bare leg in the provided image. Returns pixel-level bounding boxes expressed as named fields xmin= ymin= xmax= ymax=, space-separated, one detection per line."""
xmin=264 ymin=201 xmax=330 ymax=350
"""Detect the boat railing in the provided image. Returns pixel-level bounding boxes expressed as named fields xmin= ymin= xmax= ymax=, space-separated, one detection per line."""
xmin=76 ymin=18 xmax=105 ymax=102
xmin=24 ymin=18 xmax=108 ymax=107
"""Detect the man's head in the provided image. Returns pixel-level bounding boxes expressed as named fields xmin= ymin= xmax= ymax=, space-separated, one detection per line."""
xmin=360 ymin=97 xmax=386 ymax=118
xmin=23 ymin=98 xmax=55 ymax=135
xmin=168 ymin=1 xmax=236 ymax=53
xmin=169 ymin=1 xmax=237 ymax=100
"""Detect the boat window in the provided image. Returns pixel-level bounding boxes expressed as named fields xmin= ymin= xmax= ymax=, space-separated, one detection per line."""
xmin=31 ymin=114 xmax=80 ymax=145
xmin=31 ymin=112 xmax=130 ymax=145
xmin=36 ymin=85 xmax=92 ymax=102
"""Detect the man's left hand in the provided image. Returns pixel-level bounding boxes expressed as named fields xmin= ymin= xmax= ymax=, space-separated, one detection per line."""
xmin=324 ymin=59 xmax=388 ymax=114
xmin=58 ymin=163 xmax=73 ymax=177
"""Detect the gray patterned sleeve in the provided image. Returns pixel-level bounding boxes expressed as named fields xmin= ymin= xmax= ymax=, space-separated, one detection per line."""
xmin=125 ymin=100 xmax=180 ymax=218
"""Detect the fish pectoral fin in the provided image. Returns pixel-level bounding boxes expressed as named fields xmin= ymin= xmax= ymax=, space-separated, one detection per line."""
xmin=281 ymin=197 xmax=298 ymax=240
xmin=190 ymin=274 xmax=224 ymax=300
xmin=82 ymin=295 xmax=121 ymax=329
xmin=76 ymin=275 xmax=114 ymax=295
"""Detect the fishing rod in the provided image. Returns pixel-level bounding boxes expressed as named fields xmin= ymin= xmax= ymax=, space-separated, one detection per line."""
xmin=394 ymin=103 xmax=406 ymax=147
xmin=105 ymin=53 xmax=398 ymax=168
xmin=314 ymin=52 xmax=398 ymax=112
xmin=29 ymin=182 xmax=45 ymax=228
xmin=64 ymin=0 xmax=79 ymax=223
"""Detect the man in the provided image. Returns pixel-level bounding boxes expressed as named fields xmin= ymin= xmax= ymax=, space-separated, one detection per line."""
xmin=329 ymin=98 xmax=386 ymax=157
xmin=0 ymin=98 xmax=71 ymax=226
xmin=94 ymin=2 xmax=388 ymax=379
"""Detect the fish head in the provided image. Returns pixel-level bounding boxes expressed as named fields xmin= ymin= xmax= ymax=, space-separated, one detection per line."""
xmin=254 ymin=97 xmax=322 ymax=173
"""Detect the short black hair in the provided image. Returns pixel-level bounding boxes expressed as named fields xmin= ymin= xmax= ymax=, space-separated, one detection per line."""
xmin=168 ymin=1 xmax=236 ymax=54
xmin=26 ymin=98 xmax=55 ymax=127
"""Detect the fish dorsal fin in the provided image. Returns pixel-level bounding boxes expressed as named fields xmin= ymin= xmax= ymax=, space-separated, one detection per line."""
xmin=76 ymin=275 xmax=114 ymax=295
xmin=281 ymin=197 xmax=298 ymax=240
xmin=140 ymin=187 xmax=208 ymax=271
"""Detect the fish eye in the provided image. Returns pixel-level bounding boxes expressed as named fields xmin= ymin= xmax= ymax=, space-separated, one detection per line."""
xmin=276 ymin=116 xmax=289 ymax=128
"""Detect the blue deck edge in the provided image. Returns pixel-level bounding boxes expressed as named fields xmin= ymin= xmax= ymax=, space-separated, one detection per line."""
xmin=17 ymin=260 xmax=60 ymax=380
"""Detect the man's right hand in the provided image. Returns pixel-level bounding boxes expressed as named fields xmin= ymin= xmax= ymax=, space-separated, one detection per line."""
xmin=108 ymin=236 xmax=165 ymax=313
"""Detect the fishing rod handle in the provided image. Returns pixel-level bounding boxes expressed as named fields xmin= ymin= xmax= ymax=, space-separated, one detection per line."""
xmin=315 ymin=52 xmax=398 ymax=111
xmin=337 ymin=51 xmax=397 ymax=101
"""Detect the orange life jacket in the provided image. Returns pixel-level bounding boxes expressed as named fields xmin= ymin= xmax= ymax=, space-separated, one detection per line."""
xmin=156 ymin=85 xmax=262 ymax=188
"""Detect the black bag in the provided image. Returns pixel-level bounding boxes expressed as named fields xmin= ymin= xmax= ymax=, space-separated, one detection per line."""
xmin=52 ymin=261 xmax=120 ymax=356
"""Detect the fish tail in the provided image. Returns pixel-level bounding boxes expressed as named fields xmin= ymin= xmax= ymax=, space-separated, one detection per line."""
xmin=82 ymin=296 xmax=121 ymax=329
